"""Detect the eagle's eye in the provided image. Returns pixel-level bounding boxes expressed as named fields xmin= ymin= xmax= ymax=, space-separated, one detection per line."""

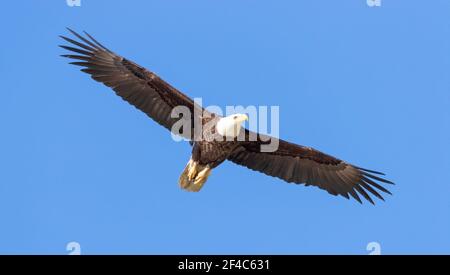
xmin=233 ymin=115 xmax=238 ymax=120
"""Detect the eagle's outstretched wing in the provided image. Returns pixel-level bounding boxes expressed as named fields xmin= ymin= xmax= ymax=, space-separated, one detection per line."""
xmin=60 ymin=28 xmax=202 ymax=140
xmin=229 ymin=130 xmax=393 ymax=204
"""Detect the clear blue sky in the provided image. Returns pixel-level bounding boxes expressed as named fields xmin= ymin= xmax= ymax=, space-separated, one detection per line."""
xmin=1 ymin=1 xmax=449 ymax=255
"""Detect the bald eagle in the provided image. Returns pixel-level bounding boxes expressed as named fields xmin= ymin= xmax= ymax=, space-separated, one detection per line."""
xmin=60 ymin=29 xmax=393 ymax=204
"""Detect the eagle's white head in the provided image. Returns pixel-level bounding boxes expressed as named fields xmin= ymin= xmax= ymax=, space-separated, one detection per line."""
xmin=216 ymin=114 xmax=249 ymax=138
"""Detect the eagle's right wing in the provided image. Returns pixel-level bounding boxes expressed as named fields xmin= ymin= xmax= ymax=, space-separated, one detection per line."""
xmin=229 ymin=130 xmax=394 ymax=204
xmin=60 ymin=28 xmax=204 ymax=140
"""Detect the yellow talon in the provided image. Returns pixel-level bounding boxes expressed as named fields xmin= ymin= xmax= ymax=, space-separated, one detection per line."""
xmin=187 ymin=160 xmax=198 ymax=181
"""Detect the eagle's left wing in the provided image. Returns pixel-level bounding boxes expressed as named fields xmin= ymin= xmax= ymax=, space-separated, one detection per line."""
xmin=60 ymin=28 xmax=205 ymax=140
xmin=228 ymin=130 xmax=393 ymax=204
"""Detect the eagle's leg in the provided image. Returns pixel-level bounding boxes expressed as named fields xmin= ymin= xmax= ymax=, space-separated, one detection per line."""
xmin=194 ymin=166 xmax=212 ymax=186
xmin=187 ymin=159 xmax=198 ymax=181
xmin=179 ymin=159 xmax=212 ymax=192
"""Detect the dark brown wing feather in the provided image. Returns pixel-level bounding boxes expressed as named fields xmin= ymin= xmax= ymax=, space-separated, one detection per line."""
xmin=228 ymin=130 xmax=393 ymax=204
xmin=60 ymin=28 xmax=203 ymax=140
